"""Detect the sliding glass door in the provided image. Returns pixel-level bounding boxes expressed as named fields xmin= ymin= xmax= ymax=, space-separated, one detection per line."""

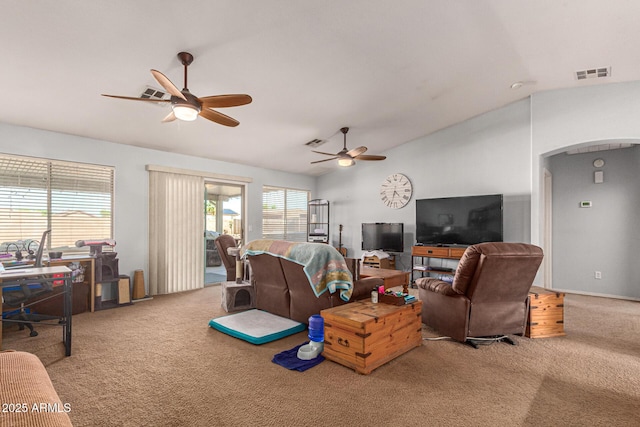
xmin=204 ymin=181 xmax=245 ymax=285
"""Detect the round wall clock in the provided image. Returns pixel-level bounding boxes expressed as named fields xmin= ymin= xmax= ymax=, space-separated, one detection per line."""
xmin=380 ymin=173 xmax=413 ymax=209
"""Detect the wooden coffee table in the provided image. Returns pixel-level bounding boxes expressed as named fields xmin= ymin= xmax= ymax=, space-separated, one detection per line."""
xmin=321 ymin=300 xmax=422 ymax=374
xmin=359 ymin=265 xmax=411 ymax=293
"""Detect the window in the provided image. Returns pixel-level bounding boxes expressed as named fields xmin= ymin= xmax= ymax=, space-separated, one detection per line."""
xmin=262 ymin=186 xmax=309 ymax=242
xmin=0 ymin=154 xmax=114 ymax=254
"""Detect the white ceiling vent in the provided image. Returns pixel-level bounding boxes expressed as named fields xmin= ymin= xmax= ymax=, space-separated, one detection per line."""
xmin=575 ymin=67 xmax=610 ymax=80
xmin=305 ymin=138 xmax=326 ymax=148
xmin=140 ymin=86 xmax=168 ymax=100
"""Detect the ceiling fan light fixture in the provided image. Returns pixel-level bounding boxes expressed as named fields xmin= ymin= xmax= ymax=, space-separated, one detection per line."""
xmin=310 ymin=126 xmax=384 ymax=167
xmin=338 ymin=156 xmax=354 ymax=167
xmin=172 ymin=104 xmax=200 ymax=121
xmin=103 ymin=52 xmax=251 ymax=127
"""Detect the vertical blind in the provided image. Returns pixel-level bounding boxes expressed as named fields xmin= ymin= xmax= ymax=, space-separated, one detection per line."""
xmin=262 ymin=186 xmax=309 ymax=242
xmin=148 ymin=170 xmax=204 ymax=295
xmin=0 ymin=154 xmax=114 ymax=253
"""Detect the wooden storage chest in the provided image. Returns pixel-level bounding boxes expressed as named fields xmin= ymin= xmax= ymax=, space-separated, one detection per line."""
xmin=526 ymin=286 xmax=565 ymax=338
xmin=320 ymin=300 xmax=422 ymax=374
xmin=362 ymin=255 xmax=395 ymax=269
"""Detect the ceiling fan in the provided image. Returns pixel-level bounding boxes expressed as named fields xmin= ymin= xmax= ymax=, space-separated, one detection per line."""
xmin=101 ymin=52 xmax=252 ymax=127
xmin=311 ymin=127 xmax=386 ymax=167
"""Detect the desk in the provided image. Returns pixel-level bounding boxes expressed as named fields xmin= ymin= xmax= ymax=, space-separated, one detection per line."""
xmin=359 ymin=265 xmax=410 ymax=294
xmin=3 ymin=256 xmax=93 ymax=313
xmin=1 ymin=266 xmax=72 ymax=356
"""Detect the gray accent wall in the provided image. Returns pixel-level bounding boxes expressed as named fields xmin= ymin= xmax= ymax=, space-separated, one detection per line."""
xmin=548 ymin=146 xmax=640 ymax=299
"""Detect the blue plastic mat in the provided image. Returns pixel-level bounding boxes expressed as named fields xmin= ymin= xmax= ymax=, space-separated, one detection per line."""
xmin=209 ymin=309 xmax=306 ymax=345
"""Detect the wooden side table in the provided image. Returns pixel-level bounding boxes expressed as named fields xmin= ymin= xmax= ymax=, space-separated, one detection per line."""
xmin=526 ymin=286 xmax=566 ymax=338
xmin=359 ymin=265 xmax=410 ymax=293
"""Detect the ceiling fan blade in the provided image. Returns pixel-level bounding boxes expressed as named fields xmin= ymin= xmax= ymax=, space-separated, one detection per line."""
xmin=150 ymin=69 xmax=187 ymax=101
xmin=312 ymin=150 xmax=339 ymax=156
xmin=354 ymin=154 xmax=386 ymax=161
xmin=162 ymin=111 xmax=177 ymax=123
xmin=200 ymin=94 xmax=253 ymax=109
xmin=311 ymin=157 xmax=338 ymax=164
xmin=101 ymin=94 xmax=171 ymax=103
xmin=199 ymin=108 xmax=240 ymax=127
xmin=347 ymin=146 xmax=367 ymax=157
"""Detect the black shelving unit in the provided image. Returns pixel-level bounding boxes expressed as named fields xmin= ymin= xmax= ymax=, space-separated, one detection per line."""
xmin=307 ymin=199 xmax=329 ymax=243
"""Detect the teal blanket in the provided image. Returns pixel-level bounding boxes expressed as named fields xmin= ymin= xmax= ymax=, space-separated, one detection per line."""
xmin=241 ymin=240 xmax=353 ymax=301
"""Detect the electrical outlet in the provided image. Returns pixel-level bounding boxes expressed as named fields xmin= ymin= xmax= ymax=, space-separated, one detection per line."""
xmin=594 ymin=271 xmax=602 ymax=279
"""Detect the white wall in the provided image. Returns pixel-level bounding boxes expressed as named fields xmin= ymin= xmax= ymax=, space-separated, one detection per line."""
xmin=0 ymin=122 xmax=316 ymax=284
xmin=318 ymin=80 xmax=640 ymax=299
xmin=530 ymin=81 xmax=640 ymax=248
xmin=4 ymin=79 xmax=640 ymax=299
xmin=318 ymin=98 xmax=533 ymax=273
xmin=530 ymin=81 xmax=640 ymax=299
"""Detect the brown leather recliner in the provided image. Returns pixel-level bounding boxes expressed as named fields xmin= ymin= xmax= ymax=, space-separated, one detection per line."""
xmin=246 ymin=252 xmax=382 ymax=324
xmin=214 ymin=234 xmax=237 ymax=281
xmin=416 ymin=242 xmax=543 ymax=347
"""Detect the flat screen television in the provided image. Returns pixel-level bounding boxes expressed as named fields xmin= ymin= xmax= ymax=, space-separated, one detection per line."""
xmin=361 ymin=223 xmax=404 ymax=252
xmin=416 ymin=194 xmax=503 ymax=246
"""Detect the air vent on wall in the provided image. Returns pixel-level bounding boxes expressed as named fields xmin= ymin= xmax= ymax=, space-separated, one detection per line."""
xmin=305 ymin=138 xmax=326 ymax=148
xmin=140 ymin=86 xmax=168 ymax=100
xmin=575 ymin=67 xmax=610 ymax=80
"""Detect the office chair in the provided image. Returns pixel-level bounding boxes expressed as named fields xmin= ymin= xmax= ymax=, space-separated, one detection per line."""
xmin=2 ymin=230 xmax=60 ymax=337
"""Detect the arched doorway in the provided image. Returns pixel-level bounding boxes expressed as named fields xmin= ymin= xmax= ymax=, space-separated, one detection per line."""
xmin=540 ymin=140 xmax=640 ymax=300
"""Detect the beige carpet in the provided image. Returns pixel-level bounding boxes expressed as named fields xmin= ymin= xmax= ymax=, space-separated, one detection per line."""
xmin=2 ymin=286 xmax=639 ymax=427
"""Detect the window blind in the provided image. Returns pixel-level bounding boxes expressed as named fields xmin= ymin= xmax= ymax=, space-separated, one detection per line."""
xmin=0 ymin=154 xmax=114 ymax=254
xmin=262 ymin=186 xmax=309 ymax=242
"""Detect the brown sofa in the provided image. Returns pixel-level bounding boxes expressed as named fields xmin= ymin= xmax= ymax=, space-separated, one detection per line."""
xmin=244 ymin=244 xmax=383 ymax=324
xmin=416 ymin=242 xmax=543 ymax=346
xmin=0 ymin=350 xmax=72 ymax=426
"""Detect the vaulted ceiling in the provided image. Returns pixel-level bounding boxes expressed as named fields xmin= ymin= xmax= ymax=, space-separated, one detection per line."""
xmin=2 ymin=1 xmax=640 ymax=175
